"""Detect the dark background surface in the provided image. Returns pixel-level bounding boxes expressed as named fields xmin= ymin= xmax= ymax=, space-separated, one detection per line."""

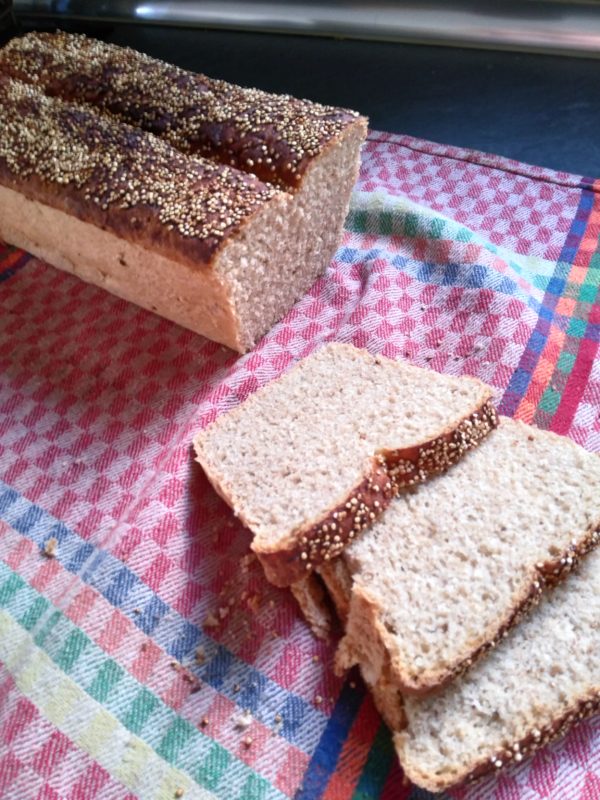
xmin=11 ymin=18 xmax=600 ymax=177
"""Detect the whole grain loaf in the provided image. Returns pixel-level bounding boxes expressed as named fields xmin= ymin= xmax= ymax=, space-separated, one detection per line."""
xmin=0 ymin=34 xmax=368 ymax=351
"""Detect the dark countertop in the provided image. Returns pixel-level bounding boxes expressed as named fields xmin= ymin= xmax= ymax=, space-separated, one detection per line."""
xmin=13 ymin=20 xmax=600 ymax=177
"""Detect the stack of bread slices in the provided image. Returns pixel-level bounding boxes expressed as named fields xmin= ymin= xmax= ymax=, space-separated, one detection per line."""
xmin=193 ymin=342 xmax=600 ymax=793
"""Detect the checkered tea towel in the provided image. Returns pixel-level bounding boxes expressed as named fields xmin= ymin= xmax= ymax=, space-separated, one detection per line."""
xmin=0 ymin=130 xmax=599 ymax=800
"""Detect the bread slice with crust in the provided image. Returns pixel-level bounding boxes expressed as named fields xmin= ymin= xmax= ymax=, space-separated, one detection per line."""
xmin=335 ymin=417 xmax=600 ymax=694
xmin=298 ymin=506 xmax=600 ymax=792
xmin=396 ymin=547 xmax=600 ymax=792
xmin=0 ymin=33 xmax=368 ymax=353
xmin=193 ymin=342 xmax=497 ymax=587
xmin=289 ymin=573 xmax=336 ymax=641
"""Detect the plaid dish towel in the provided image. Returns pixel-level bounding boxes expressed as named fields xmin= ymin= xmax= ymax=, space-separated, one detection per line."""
xmin=0 ymin=131 xmax=599 ymax=800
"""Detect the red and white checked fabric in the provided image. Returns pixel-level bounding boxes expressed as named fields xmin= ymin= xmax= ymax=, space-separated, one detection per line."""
xmin=0 ymin=130 xmax=598 ymax=800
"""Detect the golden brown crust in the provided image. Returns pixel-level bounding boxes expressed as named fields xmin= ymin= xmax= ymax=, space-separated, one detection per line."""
xmin=0 ymin=76 xmax=278 ymax=268
xmin=398 ymin=690 xmax=600 ymax=792
xmin=256 ymin=400 xmax=498 ymax=587
xmin=0 ymin=31 xmax=365 ymax=192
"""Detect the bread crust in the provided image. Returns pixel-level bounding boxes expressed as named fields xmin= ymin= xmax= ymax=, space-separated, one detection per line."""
xmin=0 ymin=76 xmax=278 ymax=269
xmin=0 ymin=31 xmax=366 ymax=192
xmin=255 ymin=400 xmax=498 ymax=586
xmin=339 ymin=523 xmax=600 ymax=696
xmin=396 ymin=689 xmax=600 ymax=792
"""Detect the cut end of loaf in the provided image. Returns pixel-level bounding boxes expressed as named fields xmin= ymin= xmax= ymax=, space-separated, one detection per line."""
xmin=219 ymin=120 xmax=367 ymax=352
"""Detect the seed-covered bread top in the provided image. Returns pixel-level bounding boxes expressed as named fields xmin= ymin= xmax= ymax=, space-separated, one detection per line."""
xmin=0 ymin=31 xmax=364 ymax=191
xmin=395 ymin=547 xmax=600 ymax=792
xmin=193 ymin=343 xmax=495 ymax=584
xmin=338 ymin=416 xmax=600 ymax=693
xmin=0 ymin=76 xmax=279 ymax=266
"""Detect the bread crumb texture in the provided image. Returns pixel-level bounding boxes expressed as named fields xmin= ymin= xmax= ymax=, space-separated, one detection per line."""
xmin=340 ymin=416 xmax=600 ymax=692
xmin=396 ymin=547 xmax=600 ymax=791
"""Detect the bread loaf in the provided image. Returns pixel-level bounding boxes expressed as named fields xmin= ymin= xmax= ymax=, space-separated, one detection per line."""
xmin=0 ymin=33 xmax=368 ymax=351
xmin=193 ymin=343 xmax=497 ymax=586
xmin=0 ymin=31 xmax=364 ymax=193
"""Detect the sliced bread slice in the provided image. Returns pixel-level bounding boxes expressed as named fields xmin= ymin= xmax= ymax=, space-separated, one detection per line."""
xmin=299 ymin=451 xmax=600 ymax=792
xmin=1 ymin=33 xmax=368 ymax=353
xmin=193 ymin=343 xmax=497 ymax=586
xmin=336 ymin=417 xmax=600 ymax=693
xmin=395 ymin=547 xmax=600 ymax=792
